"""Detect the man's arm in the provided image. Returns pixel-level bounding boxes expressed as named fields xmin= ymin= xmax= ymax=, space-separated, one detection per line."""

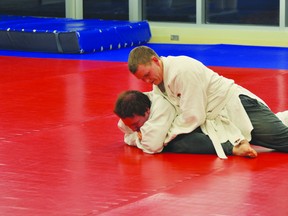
xmin=167 ymin=68 xmax=207 ymax=136
xmin=117 ymin=120 xmax=138 ymax=146
xmin=137 ymin=93 xmax=176 ymax=154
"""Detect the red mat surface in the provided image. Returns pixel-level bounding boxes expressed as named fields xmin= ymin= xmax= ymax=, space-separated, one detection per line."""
xmin=0 ymin=56 xmax=288 ymax=216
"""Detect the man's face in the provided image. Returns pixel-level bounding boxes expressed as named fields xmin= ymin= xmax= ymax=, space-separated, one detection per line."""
xmin=134 ymin=56 xmax=163 ymax=85
xmin=121 ymin=109 xmax=150 ymax=132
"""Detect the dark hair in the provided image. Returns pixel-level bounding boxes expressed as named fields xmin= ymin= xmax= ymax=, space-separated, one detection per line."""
xmin=128 ymin=46 xmax=160 ymax=74
xmin=114 ymin=90 xmax=151 ymax=118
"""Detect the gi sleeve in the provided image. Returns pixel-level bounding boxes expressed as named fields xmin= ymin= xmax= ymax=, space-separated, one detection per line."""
xmin=137 ymin=93 xmax=176 ymax=154
xmin=117 ymin=120 xmax=138 ymax=146
xmin=168 ymin=68 xmax=207 ymax=136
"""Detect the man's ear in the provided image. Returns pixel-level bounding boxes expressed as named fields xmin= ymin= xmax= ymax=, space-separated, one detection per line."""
xmin=151 ymin=56 xmax=159 ymax=64
xmin=146 ymin=108 xmax=151 ymax=115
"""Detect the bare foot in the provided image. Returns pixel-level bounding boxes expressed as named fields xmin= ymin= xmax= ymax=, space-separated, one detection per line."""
xmin=232 ymin=139 xmax=258 ymax=158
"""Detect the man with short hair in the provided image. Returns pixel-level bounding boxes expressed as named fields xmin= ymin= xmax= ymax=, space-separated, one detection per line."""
xmin=127 ymin=46 xmax=288 ymax=159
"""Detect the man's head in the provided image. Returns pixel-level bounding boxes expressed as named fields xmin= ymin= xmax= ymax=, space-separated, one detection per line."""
xmin=128 ymin=46 xmax=163 ymax=85
xmin=114 ymin=90 xmax=151 ymax=131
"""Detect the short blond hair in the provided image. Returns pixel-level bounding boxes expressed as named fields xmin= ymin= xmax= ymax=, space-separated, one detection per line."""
xmin=128 ymin=46 xmax=160 ymax=74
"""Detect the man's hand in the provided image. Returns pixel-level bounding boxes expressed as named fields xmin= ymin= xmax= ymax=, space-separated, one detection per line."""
xmin=137 ymin=131 xmax=142 ymax=141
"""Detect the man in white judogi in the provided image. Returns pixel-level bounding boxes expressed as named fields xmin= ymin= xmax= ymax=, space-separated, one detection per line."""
xmin=127 ymin=46 xmax=288 ymax=159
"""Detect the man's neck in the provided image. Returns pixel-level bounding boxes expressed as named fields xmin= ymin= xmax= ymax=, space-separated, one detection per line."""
xmin=158 ymin=82 xmax=165 ymax=93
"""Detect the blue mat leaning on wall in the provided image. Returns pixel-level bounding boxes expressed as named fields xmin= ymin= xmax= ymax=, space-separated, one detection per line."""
xmin=0 ymin=15 xmax=151 ymax=54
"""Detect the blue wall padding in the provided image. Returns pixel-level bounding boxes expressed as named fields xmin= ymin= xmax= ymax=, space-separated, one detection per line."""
xmin=0 ymin=15 xmax=151 ymax=53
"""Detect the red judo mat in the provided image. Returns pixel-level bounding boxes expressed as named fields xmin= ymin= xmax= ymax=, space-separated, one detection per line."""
xmin=0 ymin=55 xmax=288 ymax=216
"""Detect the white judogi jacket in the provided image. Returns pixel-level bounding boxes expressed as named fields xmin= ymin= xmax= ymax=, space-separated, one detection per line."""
xmin=118 ymin=92 xmax=176 ymax=154
xmin=153 ymin=56 xmax=266 ymax=159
